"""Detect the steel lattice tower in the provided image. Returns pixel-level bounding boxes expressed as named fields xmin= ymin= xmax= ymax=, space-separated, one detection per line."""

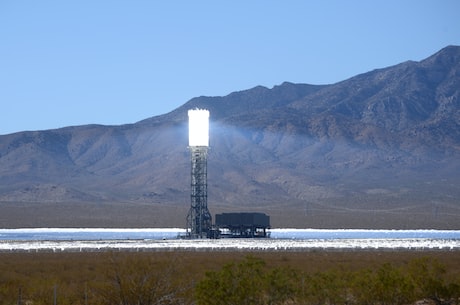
xmin=186 ymin=146 xmax=212 ymax=238
xmin=186 ymin=109 xmax=212 ymax=238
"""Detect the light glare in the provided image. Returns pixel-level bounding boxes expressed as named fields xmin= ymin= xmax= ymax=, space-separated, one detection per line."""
xmin=188 ymin=109 xmax=209 ymax=146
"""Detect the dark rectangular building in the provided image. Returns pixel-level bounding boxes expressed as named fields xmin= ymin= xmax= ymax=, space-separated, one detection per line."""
xmin=215 ymin=212 xmax=270 ymax=238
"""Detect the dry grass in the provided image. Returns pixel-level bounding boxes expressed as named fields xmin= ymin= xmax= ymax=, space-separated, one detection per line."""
xmin=0 ymin=250 xmax=459 ymax=305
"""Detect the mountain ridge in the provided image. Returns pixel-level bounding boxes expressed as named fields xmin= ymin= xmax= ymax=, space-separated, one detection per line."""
xmin=0 ymin=45 xmax=459 ymax=228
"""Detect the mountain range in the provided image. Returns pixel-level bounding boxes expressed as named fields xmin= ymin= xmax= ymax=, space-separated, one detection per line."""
xmin=1 ymin=45 xmax=459 ymax=229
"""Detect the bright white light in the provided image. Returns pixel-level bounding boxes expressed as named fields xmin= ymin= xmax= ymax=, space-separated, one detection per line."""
xmin=188 ymin=109 xmax=209 ymax=146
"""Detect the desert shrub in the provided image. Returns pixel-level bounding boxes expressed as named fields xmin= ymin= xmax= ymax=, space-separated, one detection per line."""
xmin=264 ymin=265 xmax=298 ymax=305
xmin=408 ymin=257 xmax=447 ymax=300
xmin=369 ymin=262 xmax=415 ymax=305
xmin=98 ymin=253 xmax=189 ymax=305
xmin=0 ymin=283 xmax=20 ymax=305
xmin=195 ymin=255 xmax=297 ymax=305
xmin=298 ymin=269 xmax=351 ymax=305
xmin=350 ymin=268 xmax=376 ymax=305
xmin=194 ymin=255 xmax=460 ymax=305
xmin=350 ymin=257 xmax=460 ymax=305
xmin=0 ymin=252 xmax=459 ymax=304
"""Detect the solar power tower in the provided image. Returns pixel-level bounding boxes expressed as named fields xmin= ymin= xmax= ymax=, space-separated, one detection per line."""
xmin=186 ymin=109 xmax=212 ymax=238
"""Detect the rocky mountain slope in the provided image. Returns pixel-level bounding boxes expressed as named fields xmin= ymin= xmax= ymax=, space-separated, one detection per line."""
xmin=0 ymin=46 xmax=459 ymax=228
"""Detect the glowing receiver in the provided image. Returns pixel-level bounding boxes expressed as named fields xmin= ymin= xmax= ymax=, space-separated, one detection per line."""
xmin=188 ymin=109 xmax=209 ymax=147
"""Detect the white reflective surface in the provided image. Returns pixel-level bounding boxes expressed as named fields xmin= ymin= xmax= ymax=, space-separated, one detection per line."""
xmin=0 ymin=228 xmax=459 ymax=252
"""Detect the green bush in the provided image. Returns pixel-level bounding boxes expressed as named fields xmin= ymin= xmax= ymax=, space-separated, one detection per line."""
xmin=195 ymin=255 xmax=460 ymax=305
xmin=195 ymin=255 xmax=297 ymax=305
xmin=297 ymin=269 xmax=351 ymax=305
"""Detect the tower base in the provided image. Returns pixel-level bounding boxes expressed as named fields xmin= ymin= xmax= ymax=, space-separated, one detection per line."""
xmin=186 ymin=146 xmax=212 ymax=239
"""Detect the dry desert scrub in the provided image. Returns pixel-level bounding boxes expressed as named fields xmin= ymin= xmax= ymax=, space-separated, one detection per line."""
xmin=0 ymin=250 xmax=459 ymax=304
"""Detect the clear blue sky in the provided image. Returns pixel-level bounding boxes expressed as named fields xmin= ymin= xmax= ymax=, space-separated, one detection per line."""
xmin=1 ymin=0 xmax=459 ymax=135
